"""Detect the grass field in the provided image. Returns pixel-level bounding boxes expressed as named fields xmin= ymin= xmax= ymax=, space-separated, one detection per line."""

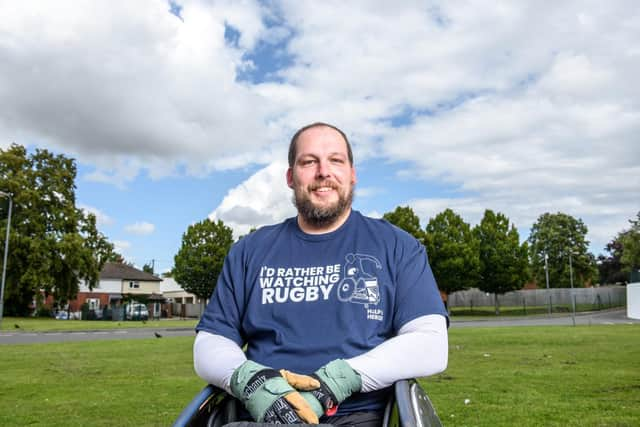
xmin=1 ymin=316 xmax=198 ymax=331
xmin=1 ymin=324 xmax=638 ymax=426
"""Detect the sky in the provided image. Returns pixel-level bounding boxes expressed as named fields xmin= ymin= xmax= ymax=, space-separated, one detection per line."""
xmin=1 ymin=0 xmax=639 ymax=274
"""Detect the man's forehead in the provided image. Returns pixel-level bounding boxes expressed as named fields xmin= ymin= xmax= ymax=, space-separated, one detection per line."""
xmin=296 ymin=126 xmax=349 ymax=156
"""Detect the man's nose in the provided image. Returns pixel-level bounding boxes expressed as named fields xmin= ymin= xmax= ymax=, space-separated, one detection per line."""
xmin=316 ymin=160 xmax=332 ymax=178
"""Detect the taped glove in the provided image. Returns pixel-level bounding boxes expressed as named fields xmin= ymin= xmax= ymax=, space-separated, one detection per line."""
xmin=230 ymin=360 xmax=319 ymax=424
xmin=281 ymin=359 xmax=362 ymax=416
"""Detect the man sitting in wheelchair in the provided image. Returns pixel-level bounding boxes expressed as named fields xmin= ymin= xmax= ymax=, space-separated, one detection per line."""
xmin=192 ymin=123 xmax=448 ymax=426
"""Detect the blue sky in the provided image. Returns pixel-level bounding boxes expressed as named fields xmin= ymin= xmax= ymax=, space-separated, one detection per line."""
xmin=2 ymin=1 xmax=639 ymax=273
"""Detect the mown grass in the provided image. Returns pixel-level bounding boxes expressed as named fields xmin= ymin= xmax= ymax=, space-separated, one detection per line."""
xmin=1 ymin=325 xmax=638 ymax=426
xmin=450 ymin=304 xmax=625 ymax=317
xmin=2 ymin=316 xmax=198 ymax=331
xmin=421 ymin=324 xmax=640 ymax=426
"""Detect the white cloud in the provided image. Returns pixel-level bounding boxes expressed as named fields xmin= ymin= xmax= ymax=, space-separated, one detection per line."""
xmin=124 ymin=221 xmax=156 ymax=236
xmin=78 ymin=204 xmax=113 ymax=227
xmin=1 ymin=1 xmax=638 ymax=256
xmin=210 ymin=161 xmax=296 ymax=238
xmin=113 ymin=240 xmax=131 ymax=253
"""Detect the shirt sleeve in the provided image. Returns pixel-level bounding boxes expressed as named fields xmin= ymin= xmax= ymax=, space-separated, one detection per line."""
xmin=345 ymin=314 xmax=448 ymax=392
xmin=196 ymin=240 xmax=247 ymax=346
xmin=392 ymin=234 xmax=448 ymax=331
xmin=193 ymin=331 xmax=247 ymax=394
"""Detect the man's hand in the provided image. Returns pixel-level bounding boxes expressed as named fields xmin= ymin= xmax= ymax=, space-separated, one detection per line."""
xmin=230 ymin=361 xmax=319 ymax=424
xmin=281 ymin=360 xmax=362 ymax=416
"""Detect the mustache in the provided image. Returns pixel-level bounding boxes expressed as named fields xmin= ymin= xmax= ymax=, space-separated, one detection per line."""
xmin=308 ymin=181 xmax=338 ymax=191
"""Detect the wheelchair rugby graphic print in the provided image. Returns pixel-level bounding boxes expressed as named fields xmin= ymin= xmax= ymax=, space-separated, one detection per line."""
xmin=337 ymin=253 xmax=384 ymax=321
xmin=257 ymin=253 xmax=384 ymax=321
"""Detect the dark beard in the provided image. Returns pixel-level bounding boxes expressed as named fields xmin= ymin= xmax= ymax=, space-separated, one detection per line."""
xmin=293 ymin=186 xmax=354 ymax=228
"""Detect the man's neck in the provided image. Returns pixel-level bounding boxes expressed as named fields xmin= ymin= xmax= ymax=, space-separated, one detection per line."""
xmin=297 ymin=208 xmax=352 ymax=235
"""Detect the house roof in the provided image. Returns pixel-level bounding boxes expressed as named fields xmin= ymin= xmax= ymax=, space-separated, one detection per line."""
xmin=100 ymin=262 xmax=162 ymax=282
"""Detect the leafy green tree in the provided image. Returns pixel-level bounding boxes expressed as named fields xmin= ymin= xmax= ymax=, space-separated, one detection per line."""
xmin=528 ymin=212 xmax=597 ymax=288
xmin=383 ymin=206 xmax=425 ymax=241
xmin=424 ymin=209 xmax=480 ymax=301
xmin=0 ymin=144 xmax=114 ymax=315
xmin=142 ymin=262 xmax=154 ymax=274
xmin=173 ymin=219 xmax=234 ymax=304
xmin=597 ymin=237 xmax=627 ymax=284
xmin=473 ymin=210 xmax=529 ymax=314
xmin=619 ymin=211 xmax=640 ymax=276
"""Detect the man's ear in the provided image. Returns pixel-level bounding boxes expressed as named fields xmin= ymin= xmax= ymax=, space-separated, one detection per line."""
xmin=351 ymin=166 xmax=357 ymax=185
xmin=286 ymin=168 xmax=294 ymax=189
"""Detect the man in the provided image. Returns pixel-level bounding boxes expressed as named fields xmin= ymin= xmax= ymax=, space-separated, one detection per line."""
xmin=194 ymin=123 xmax=448 ymax=426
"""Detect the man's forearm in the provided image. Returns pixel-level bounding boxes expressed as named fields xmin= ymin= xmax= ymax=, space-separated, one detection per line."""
xmin=193 ymin=331 xmax=247 ymax=394
xmin=345 ymin=314 xmax=448 ymax=392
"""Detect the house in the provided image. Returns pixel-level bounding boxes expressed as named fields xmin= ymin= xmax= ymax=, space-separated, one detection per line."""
xmin=72 ymin=262 xmax=164 ymax=318
xmin=160 ymin=277 xmax=202 ymax=318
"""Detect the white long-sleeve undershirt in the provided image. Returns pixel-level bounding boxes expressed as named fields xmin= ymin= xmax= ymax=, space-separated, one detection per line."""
xmin=193 ymin=314 xmax=448 ymax=395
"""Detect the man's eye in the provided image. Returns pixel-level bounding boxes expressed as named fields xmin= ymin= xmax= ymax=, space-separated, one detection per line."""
xmin=301 ymin=159 xmax=316 ymax=166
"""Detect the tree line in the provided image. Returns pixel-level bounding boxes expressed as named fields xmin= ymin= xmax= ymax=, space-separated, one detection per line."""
xmin=1 ymin=144 xmax=638 ymax=315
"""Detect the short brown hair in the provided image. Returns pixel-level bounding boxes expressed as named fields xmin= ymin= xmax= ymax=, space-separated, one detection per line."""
xmin=288 ymin=122 xmax=353 ymax=167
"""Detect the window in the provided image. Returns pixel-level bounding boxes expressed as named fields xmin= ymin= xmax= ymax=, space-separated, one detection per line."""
xmin=87 ymin=298 xmax=100 ymax=310
xmin=129 ymin=281 xmax=139 ymax=289
xmin=185 ymin=297 xmax=194 ymax=304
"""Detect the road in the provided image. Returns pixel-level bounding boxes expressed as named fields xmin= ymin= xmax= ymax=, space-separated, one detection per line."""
xmin=1 ymin=308 xmax=638 ymax=344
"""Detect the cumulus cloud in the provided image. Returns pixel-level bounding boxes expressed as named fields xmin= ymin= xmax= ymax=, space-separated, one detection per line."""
xmin=78 ymin=204 xmax=114 ymax=227
xmin=1 ymin=1 xmax=638 ymax=254
xmin=210 ymin=161 xmax=296 ymax=238
xmin=113 ymin=240 xmax=131 ymax=254
xmin=124 ymin=221 xmax=156 ymax=236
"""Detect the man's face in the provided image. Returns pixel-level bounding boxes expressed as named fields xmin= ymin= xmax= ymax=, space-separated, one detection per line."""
xmin=287 ymin=126 xmax=357 ymax=228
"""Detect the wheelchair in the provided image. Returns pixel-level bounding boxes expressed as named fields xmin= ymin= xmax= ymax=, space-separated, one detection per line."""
xmin=173 ymin=379 xmax=443 ymax=427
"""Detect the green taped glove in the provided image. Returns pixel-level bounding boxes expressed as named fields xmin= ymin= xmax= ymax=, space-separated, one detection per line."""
xmin=230 ymin=360 xmax=319 ymax=424
xmin=281 ymin=359 xmax=362 ymax=416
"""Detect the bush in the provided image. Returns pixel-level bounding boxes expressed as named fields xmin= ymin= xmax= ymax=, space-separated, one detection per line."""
xmin=35 ymin=307 xmax=53 ymax=318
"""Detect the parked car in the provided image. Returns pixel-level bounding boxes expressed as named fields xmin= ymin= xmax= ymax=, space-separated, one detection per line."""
xmin=125 ymin=303 xmax=149 ymax=321
xmin=55 ymin=311 xmax=69 ymax=320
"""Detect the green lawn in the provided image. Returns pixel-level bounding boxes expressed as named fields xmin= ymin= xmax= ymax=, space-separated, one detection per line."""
xmin=2 ymin=316 xmax=198 ymax=331
xmin=1 ymin=325 xmax=638 ymax=426
xmin=450 ymin=304 xmax=625 ymax=317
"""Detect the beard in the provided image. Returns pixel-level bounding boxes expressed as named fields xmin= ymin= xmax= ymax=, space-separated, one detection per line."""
xmin=292 ymin=182 xmax=354 ymax=228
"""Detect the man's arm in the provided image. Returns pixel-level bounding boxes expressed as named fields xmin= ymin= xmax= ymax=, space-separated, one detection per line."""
xmin=193 ymin=331 xmax=247 ymax=394
xmin=345 ymin=314 xmax=448 ymax=392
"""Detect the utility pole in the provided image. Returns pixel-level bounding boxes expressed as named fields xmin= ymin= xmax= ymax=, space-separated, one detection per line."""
xmin=544 ymin=252 xmax=551 ymax=315
xmin=569 ymin=251 xmax=576 ymax=326
xmin=0 ymin=191 xmax=13 ymax=330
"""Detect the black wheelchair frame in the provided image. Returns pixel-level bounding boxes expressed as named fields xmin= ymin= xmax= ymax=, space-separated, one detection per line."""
xmin=173 ymin=379 xmax=442 ymax=427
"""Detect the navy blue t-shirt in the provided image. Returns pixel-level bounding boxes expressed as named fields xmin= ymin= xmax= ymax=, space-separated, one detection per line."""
xmin=197 ymin=210 xmax=447 ymax=414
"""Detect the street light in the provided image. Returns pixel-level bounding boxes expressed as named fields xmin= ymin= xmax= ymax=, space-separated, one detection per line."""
xmin=568 ymin=251 xmax=576 ymax=327
xmin=544 ymin=252 xmax=551 ymax=315
xmin=0 ymin=190 xmax=12 ymax=330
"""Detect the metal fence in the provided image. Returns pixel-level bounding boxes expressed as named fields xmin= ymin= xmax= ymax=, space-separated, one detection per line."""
xmin=448 ymin=286 xmax=626 ymax=311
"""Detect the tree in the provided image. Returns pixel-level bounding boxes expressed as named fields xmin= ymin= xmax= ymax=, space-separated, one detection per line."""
xmin=619 ymin=211 xmax=640 ymax=277
xmin=597 ymin=237 xmax=628 ymax=284
xmin=528 ymin=212 xmax=598 ymax=289
xmin=424 ymin=209 xmax=480 ymax=301
xmin=473 ymin=210 xmax=529 ymax=314
xmin=383 ymin=206 xmax=425 ymax=241
xmin=142 ymin=262 xmax=154 ymax=274
xmin=173 ymin=219 xmax=234 ymax=305
xmin=0 ymin=144 xmax=114 ymax=315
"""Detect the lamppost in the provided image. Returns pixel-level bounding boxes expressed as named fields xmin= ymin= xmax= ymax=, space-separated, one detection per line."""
xmin=0 ymin=191 xmax=13 ymax=330
xmin=544 ymin=252 xmax=551 ymax=315
xmin=569 ymin=251 xmax=576 ymax=326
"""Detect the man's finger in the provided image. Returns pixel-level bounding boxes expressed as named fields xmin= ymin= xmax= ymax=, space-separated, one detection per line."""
xmin=284 ymin=392 xmax=319 ymax=424
xmin=280 ymin=369 xmax=321 ymax=390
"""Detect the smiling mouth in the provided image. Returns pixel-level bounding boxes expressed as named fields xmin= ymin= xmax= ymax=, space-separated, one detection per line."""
xmin=313 ymin=186 xmax=335 ymax=193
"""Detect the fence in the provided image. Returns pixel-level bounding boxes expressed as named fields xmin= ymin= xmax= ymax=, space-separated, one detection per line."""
xmin=169 ymin=303 xmax=204 ymax=318
xmin=448 ymin=286 xmax=626 ymax=312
